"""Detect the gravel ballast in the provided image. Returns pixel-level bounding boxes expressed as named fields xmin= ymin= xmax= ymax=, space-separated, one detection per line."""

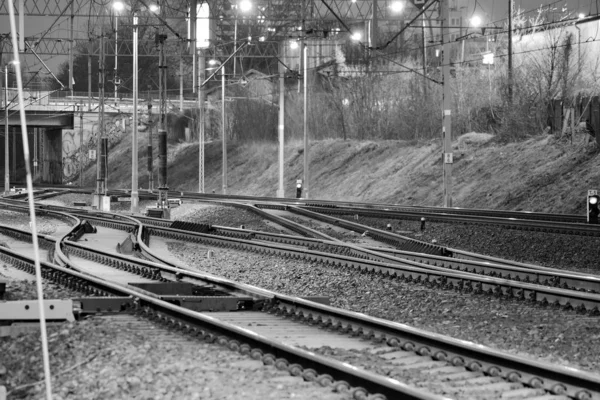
xmin=1 ymin=317 xmax=349 ymax=400
xmin=3 ymin=195 xmax=600 ymax=397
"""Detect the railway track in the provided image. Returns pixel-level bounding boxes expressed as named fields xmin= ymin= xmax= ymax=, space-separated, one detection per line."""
xmin=2 ymin=199 xmax=600 ymax=313
xmin=2 ymin=217 xmax=600 ymax=400
xmin=21 ymin=188 xmax=593 ymax=229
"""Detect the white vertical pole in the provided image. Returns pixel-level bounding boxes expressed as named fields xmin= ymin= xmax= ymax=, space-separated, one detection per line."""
xmin=114 ymin=14 xmax=118 ymax=106
xmin=18 ymin=0 xmax=24 ymax=52
xmin=303 ymin=44 xmax=309 ymax=199
xmin=69 ymin=1 xmax=74 ymax=97
xmin=441 ymin=0 xmax=452 ymax=207
xmin=198 ymin=49 xmax=205 ymax=193
xmin=131 ymin=14 xmax=139 ymax=213
xmin=277 ymin=69 xmax=284 ymax=198
xmin=222 ymin=65 xmax=227 ymax=194
xmin=8 ymin=1 xmax=52 ymax=398
xmin=4 ymin=66 xmax=9 ymax=194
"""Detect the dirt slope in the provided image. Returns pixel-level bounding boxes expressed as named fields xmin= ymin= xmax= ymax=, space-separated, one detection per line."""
xmin=98 ymin=132 xmax=600 ymax=215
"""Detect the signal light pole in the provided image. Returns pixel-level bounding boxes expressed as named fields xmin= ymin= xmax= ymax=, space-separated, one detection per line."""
xmin=588 ymin=190 xmax=599 ymax=224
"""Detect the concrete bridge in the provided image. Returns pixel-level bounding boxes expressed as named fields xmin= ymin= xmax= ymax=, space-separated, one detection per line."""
xmin=1 ymin=90 xmax=197 ymax=185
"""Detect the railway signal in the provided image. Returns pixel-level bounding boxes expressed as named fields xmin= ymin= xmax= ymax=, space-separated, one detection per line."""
xmin=588 ymin=190 xmax=600 ymax=224
xmin=296 ymin=179 xmax=303 ymax=198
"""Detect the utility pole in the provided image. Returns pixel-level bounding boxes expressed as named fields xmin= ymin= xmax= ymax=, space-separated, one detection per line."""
xmin=12 ymin=127 xmax=15 ymax=180
xmin=441 ymin=0 xmax=452 ymax=207
xmin=179 ymin=43 xmax=184 ymax=111
xmin=96 ymin=34 xmax=106 ymax=203
xmin=198 ymin=50 xmax=205 ymax=193
xmin=157 ymin=31 xmax=170 ymax=217
xmin=507 ymin=0 xmax=513 ymax=103
xmin=303 ymin=43 xmax=309 ymax=199
xmin=33 ymin=128 xmax=37 ymax=178
xmin=69 ymin=1 xmax=74 ymax=98
xmin=131 ymin=13 xmax=139 ymax=213
xmin=370 ymin=0 xmax=378 ymax=49
xmin=147 ymin=90 xmax=153 ymax=192
xmin=277 ymin=66 xmax=285 ymax=198
xmin=3 ymin=65 xmax=8 ymax=194
xmin=422 ymin=13 xmax=427 ymax=98
xmin=87 ymin=40 xmax=92 ymax=111
xmin=78 ymin=105 xmax=83 ymax=187
xmin=301 ymin=0 xmax=309 ymax=199
xmin=221 ymin=65 xmax=227 ymax=194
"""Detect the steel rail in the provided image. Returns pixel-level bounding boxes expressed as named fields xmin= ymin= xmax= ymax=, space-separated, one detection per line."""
xmin=4 ymin=199 xmax=600 ymax=310
xmin=0 ymin=245 xmax=447 ymax=400
xmin=4 ymin=198 xmax=600 ymax=300
xmin=2 ymin=208 xmax=600 ymax=398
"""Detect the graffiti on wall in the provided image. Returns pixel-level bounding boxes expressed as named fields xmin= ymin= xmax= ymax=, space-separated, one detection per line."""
xmin=62 ymin=113 xmax=127 ymax=182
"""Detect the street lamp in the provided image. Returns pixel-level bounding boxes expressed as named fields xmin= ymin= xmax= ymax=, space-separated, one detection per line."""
xmin=208 ymin=59 xmax=227 ymax=194
xmin=111 ymin=2 xmax=158 ymax=213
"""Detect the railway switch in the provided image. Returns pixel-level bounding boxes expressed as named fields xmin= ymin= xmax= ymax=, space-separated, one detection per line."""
xmin=588 ymin=190 xmax=599 ymax=224
xmin=296 ymin=179 xmax=303 ymax=198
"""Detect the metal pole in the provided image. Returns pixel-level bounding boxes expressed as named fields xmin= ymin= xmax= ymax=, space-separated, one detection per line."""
xmin=179 ymin=43 xmax=184 ymax=111
xmin=422 ymin=13 xmax=427 ymax=98
xmin=303 ymin=44 xmax=309 ymax=199
xmin=87 ymin=43 xmax=92 ymax=111
xmin=18 ymin=0 xmax=24 ymax=52
xmin=8 ymin=0 xmax=52 ymax=395
xmin=234 ymin=17 xmax=237 ymax=77
xmin=12 ymin=126 xmax=16 ymax=179
xmin=198 ymin=49 xmax=205 ymax=193
xmin=114 ymin=13 xmax=118 ymax=106
xmin=371 ymin=0 xmax=378 ymax=48
xmin=69 ymin=1 xmax=74 ymax=98
xmin=277 ymin=69 xmax=284 ymax=198
xmin=441 ymin=0 xmax=452 ymax=207
xmin=79 ymin=106 xmax=83 ymax=187
xmin=96 ymin=34 xmax=105 ymax=198
xmin=4 ymin=66 xmax=8 ymax=194
xmin=222 ymin=64 xmax=227 ymax=194
xmin=34 ymin=127 xmax=37 ymax=177
xmin=147 ymin=91 xmax=153 ymax=192
xmin=131 ymin=14 xmax=139 ymax=213
xmin=507 ymin=0 xmax=513 ymax=103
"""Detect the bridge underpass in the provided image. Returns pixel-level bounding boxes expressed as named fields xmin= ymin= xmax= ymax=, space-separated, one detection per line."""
xmin=1 ymin=109 xmax=74 ymax=185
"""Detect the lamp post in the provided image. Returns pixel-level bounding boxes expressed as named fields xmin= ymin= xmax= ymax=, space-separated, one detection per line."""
xmin=112 ymin=1 xmax=158 ymax=213
xmin=131 ymin=12 xmax=139 ymax=213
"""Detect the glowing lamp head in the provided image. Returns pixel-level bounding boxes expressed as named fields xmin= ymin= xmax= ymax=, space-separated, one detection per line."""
xmin=590 ymin=196 xmax=599 ymax=205
xmin=239 ymin=0 xmax=252 ymax=12
xmin=470 ymin=16 xmax=482 ymax=27
xmin=351 ymin=32 xmax=362 ymax=41
xmin=113 ymin=1 xmax=125 ymax=11
xmin=391 ymin=1 xmax=403 ymax=12
xmin=149 ymin=4 xmax=159 ymax=12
